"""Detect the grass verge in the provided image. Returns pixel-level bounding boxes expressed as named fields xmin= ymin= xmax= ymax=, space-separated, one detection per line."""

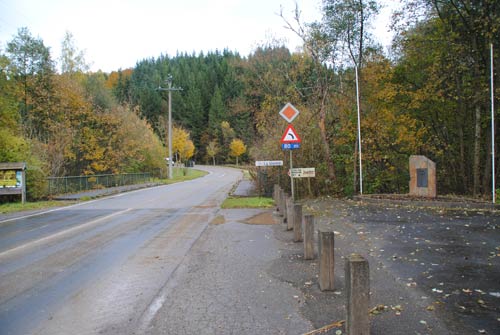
xmin=160 ymin=168 xmax=209 ymax=184
xmin=0 ymin=200 xmax=76 ymax=215
xmin=221 ymin=196 xmax=274 ymax=209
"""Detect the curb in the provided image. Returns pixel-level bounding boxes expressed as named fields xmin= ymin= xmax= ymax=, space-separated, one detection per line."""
xmin=352 ymin=195 xmax=500 ymax=211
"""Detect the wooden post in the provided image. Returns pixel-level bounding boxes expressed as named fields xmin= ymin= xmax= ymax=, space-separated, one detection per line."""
xmin=293 ymin=204 xmax=303 ymax=242
xmin=346 ymin=254 xmax=370 ymax=335
xmin=21 ymin=168 xmax=26 ymax=204
xmin=286 ymin=196 xmax=294 ymax=231
xmin=273 ymin=184 xmax=280 ymax=211
xmin=282 ymin=192 xmax=289 ymax=226
xmin=278 ymin=189 xmax=285 ymax=216
xmin=303 ymin=215 xmax=314 ymax=260
xmin=318 ymin=229 xmax=335 ymax=291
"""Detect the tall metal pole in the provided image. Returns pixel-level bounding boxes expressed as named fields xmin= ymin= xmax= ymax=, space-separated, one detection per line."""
xmin=168 ymin=78 xmax=173 ymax=180
xmin=491 ymin=43 xmax=495 ymax=203
xmin=290 ymin=150 xmax=295 ymax=201
xmin=355 ymin=65 xmax=363 ymax=195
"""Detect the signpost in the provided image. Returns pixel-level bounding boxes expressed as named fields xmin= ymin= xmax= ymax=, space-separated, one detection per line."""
xmin=290 ymin=168 xmax=316 ymax=178
xmin=255 ymin=160 xmax=283 ymax=167
xmin=279 ymin=102 xmax=300 ymax=123
xmin=279 ymin=103 xmax=302 ymax=200
xmin=0 ymin=162 xmax=26 ymax=204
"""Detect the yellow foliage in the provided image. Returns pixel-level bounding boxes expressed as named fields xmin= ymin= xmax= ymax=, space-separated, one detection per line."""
xmin=229 ymin=139 xmax=246 ymax=161
xmin=172 ymin=126 xmax=195 ymax=163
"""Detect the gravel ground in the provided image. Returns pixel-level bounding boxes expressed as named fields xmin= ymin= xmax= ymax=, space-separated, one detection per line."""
xmin=289 ymin=198 xmax=500 ymax=335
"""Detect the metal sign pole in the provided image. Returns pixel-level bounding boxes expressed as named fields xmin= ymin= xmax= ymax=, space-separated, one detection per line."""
xmin=491 ymin=43 xmax=496 ymax=203
xmin=290 ymin=150 xmax=295 ymax=201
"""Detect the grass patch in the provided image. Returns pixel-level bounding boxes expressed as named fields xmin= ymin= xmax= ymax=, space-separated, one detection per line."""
xmin=221 ymin=196 xmax=274 ymax=209
xmin=160 ymin=168 xmax=208 ymax=184
xmin=0 ymin=200 xmax=76 ymax=215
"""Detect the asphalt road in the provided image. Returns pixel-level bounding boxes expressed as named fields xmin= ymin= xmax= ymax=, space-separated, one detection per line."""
xmin=0 ymin=166 xmax=241 ymax=335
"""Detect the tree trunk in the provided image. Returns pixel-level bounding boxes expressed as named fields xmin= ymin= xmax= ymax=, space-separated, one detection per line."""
xmin=318 ymin=116 xmax=336 ymax=181
xmin=483 ymin=130 xmax=492 ymax=197
xmin=458 ymin=126 xmax=467 ymax=193
xmin=473 ymin=105 xmax=482 ymax=197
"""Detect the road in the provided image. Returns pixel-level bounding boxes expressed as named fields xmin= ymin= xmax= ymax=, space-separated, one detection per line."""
xmin=0 ymin=166 xmax=241 ymax=335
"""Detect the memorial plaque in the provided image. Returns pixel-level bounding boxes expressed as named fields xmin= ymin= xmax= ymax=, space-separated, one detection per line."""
xmin=409 ymin=155 xmax=436 ymax=198
xmin=416 ymin=168 xmax=428 ymax=188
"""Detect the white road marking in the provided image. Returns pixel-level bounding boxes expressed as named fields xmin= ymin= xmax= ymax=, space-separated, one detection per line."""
xmin=0 ymin=208 xmax=133 ymax=259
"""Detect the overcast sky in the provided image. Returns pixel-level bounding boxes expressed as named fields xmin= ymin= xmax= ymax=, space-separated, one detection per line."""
xmin=0 ymin=0 xmax=395 ymax=73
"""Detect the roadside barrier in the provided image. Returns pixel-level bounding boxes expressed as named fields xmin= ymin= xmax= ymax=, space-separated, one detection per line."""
xmin=346 ymin=254 xmax=370 ymax=335
xmin=293 ymin=204 xmax=303 ymax=242
xmin=273 ymin=184 xmax=280 ymax=212
xmin=318 ymin=229 xmax=335 ymax=291
xmin=47 ymin=172 xmax=152 ymax=196
xmin=280 ymin=190 xmax=287 ymax=221
xmin=272 ymin=196 xmax=371 ymax=334
xmin=303 ymin=215 xmax=315 ymax=260
xmin=286 ymin=196 xmax=294 ymax=231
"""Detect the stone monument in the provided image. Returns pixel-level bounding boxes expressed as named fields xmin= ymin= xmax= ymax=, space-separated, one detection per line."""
xmin=409 ymin=155 xmax=436 ymax=198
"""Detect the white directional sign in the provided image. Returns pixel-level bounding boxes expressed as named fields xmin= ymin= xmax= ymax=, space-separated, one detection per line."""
xmin=290 ymin=168 xmax=316 ymax=178
xmin=255 ymin=160 xmax=284 ymax=167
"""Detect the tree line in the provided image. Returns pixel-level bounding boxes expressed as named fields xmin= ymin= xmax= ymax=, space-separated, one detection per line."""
xmin=1 ymin=0 xmax=498 ymax=200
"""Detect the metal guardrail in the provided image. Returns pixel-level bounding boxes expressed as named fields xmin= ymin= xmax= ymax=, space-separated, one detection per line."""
xmin=47 ymin=173 xmax=152 ymax=196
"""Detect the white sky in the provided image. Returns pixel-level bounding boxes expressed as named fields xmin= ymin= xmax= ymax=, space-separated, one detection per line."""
xmin=0 ymin=0 xmax=395 ymax=73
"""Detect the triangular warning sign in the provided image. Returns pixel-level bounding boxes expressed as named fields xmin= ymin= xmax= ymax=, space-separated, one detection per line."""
xmin=280 ymin=124 xmax=301 ymax=144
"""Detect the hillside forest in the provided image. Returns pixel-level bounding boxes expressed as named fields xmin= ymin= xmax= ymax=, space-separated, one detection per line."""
xmin=1 ymin=0 xmax=499 ymax=200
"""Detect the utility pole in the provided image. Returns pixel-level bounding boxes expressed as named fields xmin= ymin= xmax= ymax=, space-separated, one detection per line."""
xmin=158 ymin=75 xmax=182 ymax=179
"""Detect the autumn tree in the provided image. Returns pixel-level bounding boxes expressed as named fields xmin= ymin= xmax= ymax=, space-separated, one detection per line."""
xmin=6 ymin=27 xmax=56 ymax=141
xmin=321 ymin=0 xmax=379 ymax=193
xmin=206 ymin=140 xmax=220 ymax=166
xmin=172 ymin=126 xmax=195 ymax=164
xmin=229 ymin=139 xmax=246 ymax=166
xmin=60 ymin=31 xmax=89 ymax=74
xmin=393 ymin=0 xmax=500 ymax=196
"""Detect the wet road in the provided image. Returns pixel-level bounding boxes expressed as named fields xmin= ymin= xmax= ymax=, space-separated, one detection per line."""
xmin=0 ymin=166 xmax=241 ymax=335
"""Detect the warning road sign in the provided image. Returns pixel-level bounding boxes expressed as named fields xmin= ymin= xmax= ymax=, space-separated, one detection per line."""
xmin=280 ymin=124 xmax=301 ymax=144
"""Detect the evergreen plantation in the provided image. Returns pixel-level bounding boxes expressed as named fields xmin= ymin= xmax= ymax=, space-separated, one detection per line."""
xmin=1 ymin=0 xmax=499 ymax=200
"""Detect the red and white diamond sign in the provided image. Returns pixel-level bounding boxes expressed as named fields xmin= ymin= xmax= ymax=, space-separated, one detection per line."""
xmin=279 ymin=102 xmax=300 ymax=123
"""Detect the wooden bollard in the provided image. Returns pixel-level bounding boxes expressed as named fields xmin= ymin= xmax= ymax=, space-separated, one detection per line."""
xmin=303 ymin=215 xmax=315 ymax=260
xmin=346 ymin=254 xmax=370 ymax=335
xmin=286 ymin=197 xmax=293 ymax=231
xmin=318 ymin=229 xmax=335 ymax=291
xmin=278 ymin=189 xmax=285 ymax=217
xmin=273 ymin=184 xmax=280 ymax=211
xmin=281 ymin=192 xmax=289 ymax=225
xmin=293 ymin=204 xmax=303 ymax=242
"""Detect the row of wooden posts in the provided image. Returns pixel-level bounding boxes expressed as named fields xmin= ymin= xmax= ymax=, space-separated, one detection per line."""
xmin=273 ymin=184 xmax=371 ymax=335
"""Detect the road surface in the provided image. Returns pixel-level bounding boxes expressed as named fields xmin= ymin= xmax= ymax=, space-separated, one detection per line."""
xmin=0 ymin=166 xmax=241 ymax=335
